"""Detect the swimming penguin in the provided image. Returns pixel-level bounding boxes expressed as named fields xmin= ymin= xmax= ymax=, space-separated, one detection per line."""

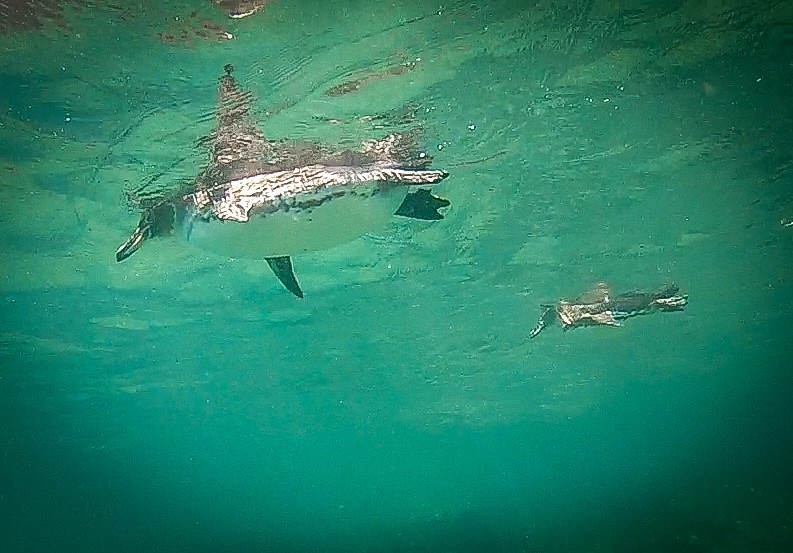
xmin=212 ymin=0 xmax=269 ymax=19
xmin=528 ymin=283 xmax=688 ymax=338
xmin=116 ymin=64 xmax=450 ymax=297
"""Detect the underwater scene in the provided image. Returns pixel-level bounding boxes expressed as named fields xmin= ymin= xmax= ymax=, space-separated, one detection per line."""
xmin=1 ymin=0 xmax=792 ymax=551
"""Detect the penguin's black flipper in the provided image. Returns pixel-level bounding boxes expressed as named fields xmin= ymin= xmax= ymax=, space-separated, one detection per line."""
xmin=394 ymin=188 xmax=450 ymax=220
xmin=265 ymin=256 xmax=304 ymax=298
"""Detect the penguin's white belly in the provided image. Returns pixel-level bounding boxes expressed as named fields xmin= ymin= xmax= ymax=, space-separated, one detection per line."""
xmin=185 ymin=187 xmax=407 ymax=259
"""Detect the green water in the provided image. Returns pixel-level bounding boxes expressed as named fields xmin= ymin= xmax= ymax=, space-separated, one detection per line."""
xmin=2 ymin=1 xmax=792 ymax=551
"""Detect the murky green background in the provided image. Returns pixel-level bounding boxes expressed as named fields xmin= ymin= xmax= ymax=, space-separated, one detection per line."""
xmin=2 ymin=1 xmax=792 ymax=551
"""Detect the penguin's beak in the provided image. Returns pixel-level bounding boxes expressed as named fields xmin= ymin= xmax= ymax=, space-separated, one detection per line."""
xmin=115 ymin=223 xmax=148 ymax=262
xmin=115 ymin=203 xmax=174 ymax=262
